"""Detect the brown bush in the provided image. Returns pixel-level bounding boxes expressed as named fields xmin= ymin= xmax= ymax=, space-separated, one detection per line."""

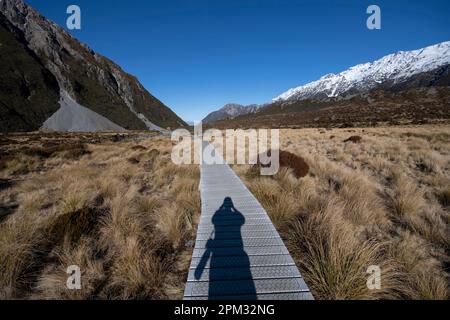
xmin=47 ymin=207 xmax=104 ymax=245
xmin=437 ymin=188 xmax=450 ymax=207
xmin=280 ymin=151 xmax=310 ymax=178
xmin=0 ymin=155 xmax=13 ymax=171
xmin=0 ymin=178 xmax=14 ymax=192
xmin=60 ymin=146 xmax=92 ymax=160
xmin=22 ymin=144 xmax=91 ymax=160
xmin=344 ymin=136 xmax=362 ymax=143
xmin=131 ymin=145 xmax=146 ymax=151
xmin=258 ymin=150 xmax=310 ymax=178
xmin=128 ymin=157 xmax=140 ymax=165
xmin=111 ymin=134 xmax=127 ymax=142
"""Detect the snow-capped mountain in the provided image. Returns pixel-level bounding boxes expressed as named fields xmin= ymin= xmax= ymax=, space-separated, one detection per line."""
xmin=275 ymin=41 xmax=450 ymax=102
xmin=203 ymin=103 xmax=261 ymax=123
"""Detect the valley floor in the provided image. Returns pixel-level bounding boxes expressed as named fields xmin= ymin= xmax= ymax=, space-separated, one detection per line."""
xmin=233 ymin=124 xmax=450 ymax=299
xmin=0 ymin=124 xmax=449 ymax=300
xmin=0 ymin=132 xmax=199 ymax=299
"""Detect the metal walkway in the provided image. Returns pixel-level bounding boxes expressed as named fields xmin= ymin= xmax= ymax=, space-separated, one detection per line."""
xmin=183 ymin=142 xmax=313 ymax=300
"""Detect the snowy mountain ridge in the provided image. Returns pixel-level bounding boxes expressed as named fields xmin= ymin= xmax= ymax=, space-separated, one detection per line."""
xmin=275 ymin=41 xmax=450 ymax=102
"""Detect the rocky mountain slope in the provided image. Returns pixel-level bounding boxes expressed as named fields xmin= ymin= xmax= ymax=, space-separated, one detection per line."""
xmin=0 ymin=0 xmax=186 ymax=133
xmin=202 ymin=103 xmax=260 ymax=123
xmin=205 ymin=41 xmax=450 ymax=128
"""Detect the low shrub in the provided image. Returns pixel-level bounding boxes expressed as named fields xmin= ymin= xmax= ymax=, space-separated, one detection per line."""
xmin=344 ymin=136 xmax=362 ymax=143
xmin=257 ymin=150 xmax=310 ymax=178
xmin=47 ymin=207 xmax=104 ymax=244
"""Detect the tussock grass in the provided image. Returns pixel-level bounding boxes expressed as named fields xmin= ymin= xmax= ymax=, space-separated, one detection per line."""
xmin=388 ymin=174 xmax=425 ymax=220
xmin=388 ymin=232 xmax=449 ymax=300
xmin=0 ymin=222 xmax=38 ymax=297
xmin=1 ymin=126 xmax=448 ymax=300
xmin=436 ymin=187 xmax=450 ymax=207
xmin=157 ymin=204 xmax=189 ymax=248
xmin=137 ymin=196 xmax=160 ymax=215
xmin=0 ymin=209 xmax=52 ymax=298
xmin=20 ymin=191 xmax=48 ymax=213
xmin=285 ymin=198 xmax=389 ymax=299
xmin=0 ymin=133 xmax=200 ymax=299
xmin=235 ymin=125 xmax=450 ymax=300
xmin=34 ymin=239 xmax=105 ymax=300
xmin=410 ymin=150 xmax=445 ymax=173
xmin=106 ymin=237 xmax=170 ymax=299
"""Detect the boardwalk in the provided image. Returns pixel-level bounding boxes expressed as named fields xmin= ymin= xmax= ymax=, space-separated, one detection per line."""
xmin=183 ymin=142 xmax=313 ymax=300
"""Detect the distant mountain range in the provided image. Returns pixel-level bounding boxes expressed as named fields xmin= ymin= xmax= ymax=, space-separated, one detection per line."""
xmin=274 ymin=41 xmax=450 ymax=102
xmin=0 ymin=0 xmax=186 ymax=133
xmin=2 ymin=0 xmax=448 ymax=132
xmin=203 ymin=103 xmax=260 ymax=123
xmin=204 ymin=41 xmax=450 ymax=127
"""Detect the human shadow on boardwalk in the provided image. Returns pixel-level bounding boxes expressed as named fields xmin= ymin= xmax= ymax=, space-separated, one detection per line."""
xmin=194 ymin=197 xmax=257 ymax=299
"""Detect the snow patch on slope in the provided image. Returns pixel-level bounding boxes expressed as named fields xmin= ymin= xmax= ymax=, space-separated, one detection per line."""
xmin=42 ymin=91 xmax=126 ymax=132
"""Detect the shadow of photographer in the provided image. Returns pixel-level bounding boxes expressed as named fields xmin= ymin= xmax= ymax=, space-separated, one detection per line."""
xmin=194 ymin=197 xmax=256 ymax=299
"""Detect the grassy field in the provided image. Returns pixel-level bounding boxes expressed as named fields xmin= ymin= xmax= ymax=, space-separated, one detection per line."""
xmin=0 ymin=125 xmax=449 ymax=300
xmin=233 ymin=125 xmax=449 ymax=299
xmin=0 ymin=132 xmax=199 ymax=299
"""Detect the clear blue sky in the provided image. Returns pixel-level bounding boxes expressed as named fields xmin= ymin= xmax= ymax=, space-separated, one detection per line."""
xmin=27 ymin=0 xmax=450 ymax=122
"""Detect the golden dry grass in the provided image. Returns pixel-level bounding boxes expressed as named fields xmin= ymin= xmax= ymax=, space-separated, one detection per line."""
xmin=0 ymin=133 xmax=199 ymax=299
xmin=1 ymin=125 xmax=449 ymax=300
xmin=234 ymin=124 xmax=450 ymax=300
